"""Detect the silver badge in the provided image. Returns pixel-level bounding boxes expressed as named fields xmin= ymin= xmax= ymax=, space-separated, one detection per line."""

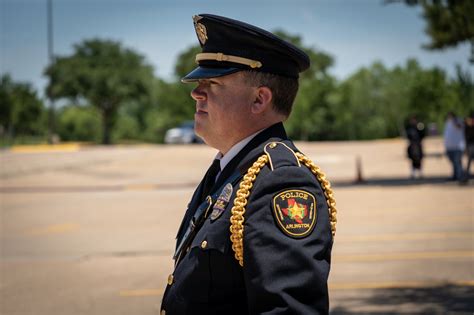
xmin=210 ymin=183 xmax=233 ymax=221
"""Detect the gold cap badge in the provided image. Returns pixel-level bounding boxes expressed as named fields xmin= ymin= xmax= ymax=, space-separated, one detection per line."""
xmin=195 ymin=22 xmax=208 ymax=45
xmin=193 ymin=15 xmax=207 ymax=45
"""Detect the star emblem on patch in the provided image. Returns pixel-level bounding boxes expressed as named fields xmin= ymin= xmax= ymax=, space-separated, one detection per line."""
xmin=272 ymin=189 xmax=317 ymax=238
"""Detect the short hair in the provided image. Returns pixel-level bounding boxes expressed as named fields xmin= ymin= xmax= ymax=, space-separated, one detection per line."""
xmin=241 ymin=71 xmax=299 ymax=117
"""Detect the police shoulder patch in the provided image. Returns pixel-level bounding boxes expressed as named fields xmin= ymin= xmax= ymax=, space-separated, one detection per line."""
xmin=272 ymin=189 xmax=317 ymax=238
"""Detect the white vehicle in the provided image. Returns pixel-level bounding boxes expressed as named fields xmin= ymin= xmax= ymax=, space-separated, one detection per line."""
xmin=164 ymin=121 xmax=203 ymax=144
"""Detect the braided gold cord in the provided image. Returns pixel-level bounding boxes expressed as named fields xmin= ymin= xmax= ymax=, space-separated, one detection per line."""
xmin=295 ymin=152 xmax=338 ymax=238
xmin=230 ymin=151 xmax=338 ymax=267
xmin=230 ymin=155 xmax=269 ymax=267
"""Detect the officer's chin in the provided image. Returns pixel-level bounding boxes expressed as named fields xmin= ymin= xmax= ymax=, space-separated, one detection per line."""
xmin=194 ymin=128 xmax=214 ymax=149
xmin=194 ymin=122 xmax=206 ymax=140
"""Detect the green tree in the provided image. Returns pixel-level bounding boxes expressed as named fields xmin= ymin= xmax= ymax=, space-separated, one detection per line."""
xmin=331 ymin=59 xmax=459 ymax=140
xmin=152 ymin=79 xmax=196 ymax=142
xmin=454 ymin=65 xmax=474 ymax=114
xmin=272 ymin=30 xmax=337 ymax=141
xmin=174 ymin=45 xmax=202 ymax=80
xmin=161 ymin=30 xmax=468 ymax=142
xmin=0 ymin=74 xmax=46 ymax=139
xmin=44 ymin=39 xmax=154 ymax=144
xmin=334 ymin=63 xmax=395 ymax=140
xmin=149 ymin=45 xmax=201 ymax=142
xmin=393 ymin=0 xmax=474 ymax=63
xmin=408 ymin=67 xmax=450 ymax=120
xmin=56 ymin=105 xmax=101 ymax=141
xmin=163 ymin=32 xmax=337 ymax=142
xmin=118 ymin=82 xmax=160 ymax=142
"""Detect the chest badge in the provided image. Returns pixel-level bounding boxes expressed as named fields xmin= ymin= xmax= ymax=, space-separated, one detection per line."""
xmin=210 ymin=183 xmax=233 ymax=221
xmin=272 ymin=189 xmax=317 ymax=238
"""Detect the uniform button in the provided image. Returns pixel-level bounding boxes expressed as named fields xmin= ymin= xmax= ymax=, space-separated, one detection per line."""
xmin=161 ymin=310 xmax=166 ymax=315
xmin=269 ymin=142 xmax=277 ymax=148
xmin=201 ymin=240 xmax=208 ymax=249
xmin=167 ymin=274 xmax=174 ymax=285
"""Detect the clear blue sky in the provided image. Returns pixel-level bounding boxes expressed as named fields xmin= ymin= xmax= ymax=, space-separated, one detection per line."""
xmin=1 ymin=0 xmax=471 ymax=98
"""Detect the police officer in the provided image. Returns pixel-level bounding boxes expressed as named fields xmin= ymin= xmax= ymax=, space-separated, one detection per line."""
xmin=161 ymin=14 xmax=337 ymax=315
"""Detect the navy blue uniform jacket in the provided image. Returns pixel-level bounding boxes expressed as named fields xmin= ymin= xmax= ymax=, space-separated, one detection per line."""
xmin=161 ymin=122 xmax=333 ymax=314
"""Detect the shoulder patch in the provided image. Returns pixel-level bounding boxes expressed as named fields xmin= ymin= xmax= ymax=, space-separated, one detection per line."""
xmin=272 ymin=189 xmax=317 ymax=238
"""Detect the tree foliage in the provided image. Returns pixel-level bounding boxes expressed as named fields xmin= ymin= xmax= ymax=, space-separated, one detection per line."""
xmin=56 ymin=105 xmax=101 ymax=141
xmin=0 ymin=74 xmax=46 ymax=139
xmin=4 ymin=30 xmax=473 ymax=145
xmin=454 ymin=65 xmax=474 ymax=113
xmin=141 ymin=44 xmax=201 ymax=142
xmin=44 ymin=39 xmax=155 ymax=144
xmin=330 ymin=59 xmax=469 ymax=140
xmin=273 ymin=31 xmax=337 ymax=140
xmin=174 ymin=45 xmax=202 ymax=80
xmin=393 ymin=0 xmax=474 ymax=63
xmin=157 ymin=28 xmax=467 ymax=142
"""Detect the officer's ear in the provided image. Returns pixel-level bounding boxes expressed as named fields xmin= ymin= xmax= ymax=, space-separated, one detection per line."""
xmin=251 ymin=86 xmax=273 ymax=114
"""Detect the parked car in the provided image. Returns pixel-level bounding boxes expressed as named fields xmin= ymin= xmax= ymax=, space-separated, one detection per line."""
xmin=164 ymin=121 xmax=203 ymax=144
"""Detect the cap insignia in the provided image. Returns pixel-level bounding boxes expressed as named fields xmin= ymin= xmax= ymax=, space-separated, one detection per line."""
xmin=194 ymin=21 xmax=208 ymax=45
xmin=192 ymin=15 xmax=203 ymax=23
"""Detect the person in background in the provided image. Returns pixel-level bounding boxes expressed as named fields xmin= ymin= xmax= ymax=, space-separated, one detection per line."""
xmin=405 ymin=115 xmax=426 ymax=179
xmin=443 ymin=112 xmax=465 ymax=181
xmin=462 ymin=112 xmax=474 ymax=182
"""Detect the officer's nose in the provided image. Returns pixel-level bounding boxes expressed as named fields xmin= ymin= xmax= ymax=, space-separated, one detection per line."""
xmin=191 ymin=84 xmax=207 ymax=101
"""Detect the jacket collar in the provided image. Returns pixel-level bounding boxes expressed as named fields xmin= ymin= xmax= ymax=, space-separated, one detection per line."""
xmin=176 ymin=122 xmax=288 ymax=243
xmin=213 ymin=122 xmax=288 ymax=190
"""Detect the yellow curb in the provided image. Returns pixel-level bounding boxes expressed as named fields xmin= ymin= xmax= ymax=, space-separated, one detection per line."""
xmin=119 ymin=280 xmax=474 ymax=296
xmin=329 ymin=280 xmax=474 ymax=290
xmin=334 ymin=250 xmax=474 ymax=262
xmin=10 ymin=143 xmax=84 ymax=153
xmin=27 ymin=223 xmax=80 ymax=236
xmin=337 ymin=231 xmax=473 ymax=243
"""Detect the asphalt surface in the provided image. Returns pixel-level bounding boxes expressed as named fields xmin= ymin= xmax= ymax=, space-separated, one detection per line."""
xmin=1 ymin=137 xmax=473 ymax=314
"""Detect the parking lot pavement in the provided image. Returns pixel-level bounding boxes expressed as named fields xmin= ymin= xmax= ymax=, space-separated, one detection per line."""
xmin=1 ymin=137 xmax=473 ymax=314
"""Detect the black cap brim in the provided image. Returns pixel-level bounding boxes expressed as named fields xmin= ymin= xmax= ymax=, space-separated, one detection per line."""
xmin=181 ymin=66 xmax=241 ymax=83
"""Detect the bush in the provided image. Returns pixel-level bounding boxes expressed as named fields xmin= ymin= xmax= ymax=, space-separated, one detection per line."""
xmin=57 ymin=106 xmax=101 ymax=142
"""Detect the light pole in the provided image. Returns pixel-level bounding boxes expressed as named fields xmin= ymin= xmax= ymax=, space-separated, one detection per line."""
xmin=47 ymin=0 xmax=56 ymax=144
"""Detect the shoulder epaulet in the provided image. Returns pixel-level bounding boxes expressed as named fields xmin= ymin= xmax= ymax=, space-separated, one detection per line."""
xmin=263 ymin=141 xmax=301 ymax=170
xmin=230 ymin=142 xmax=338 ymax=267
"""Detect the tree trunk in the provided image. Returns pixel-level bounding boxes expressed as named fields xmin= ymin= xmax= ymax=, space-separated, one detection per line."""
xmin=101 ymin=106 xmax=115 ymax=145
xmin=6 ymin=123 xmax=14 ymax=144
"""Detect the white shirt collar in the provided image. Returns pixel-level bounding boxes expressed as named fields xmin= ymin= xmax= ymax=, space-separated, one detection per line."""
xmin=215 ymin=128 xmax=265 ymax=174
